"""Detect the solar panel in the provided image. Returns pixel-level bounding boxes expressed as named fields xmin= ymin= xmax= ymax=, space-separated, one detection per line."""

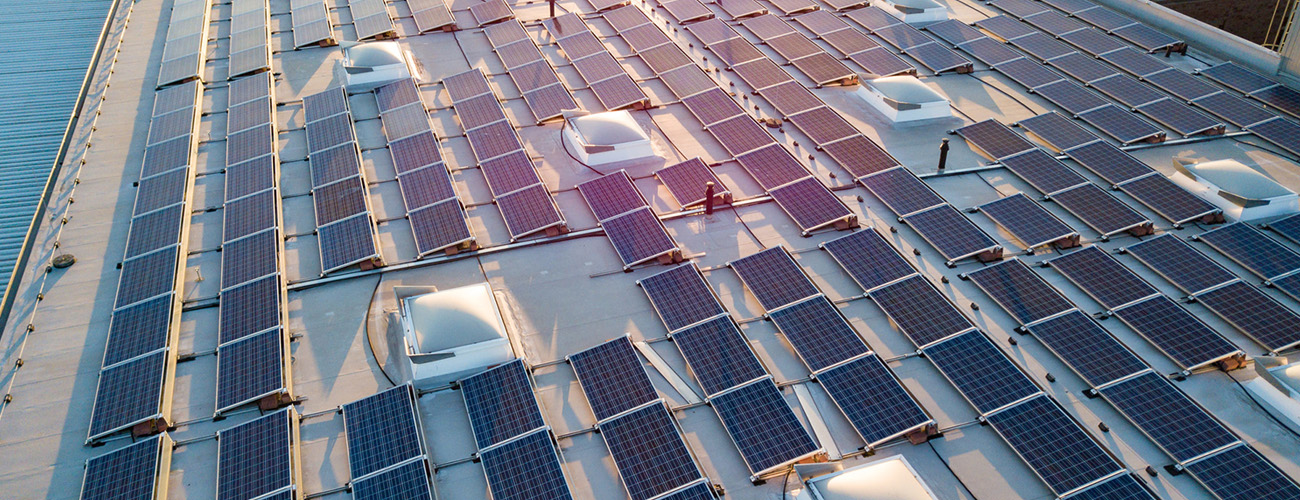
xmin=602 ymin=207 xmax=679 ymax=267
xmin=821 ymin=229 xmax=915 ymax=292
xmin=598 ymin=402 xmax=703 ymax=500
xmin=621 ymin=25 xmax=671 ymax=53
xmin=226 ymin=124 xmax=275 ymax=166
xmin=1072 ymin=5 xmax=1134 ymax=31
xmin=141 ymin=135 xmax=193 ymax=179
xmin=728 ymin=246 xmax=820 ymax=311
xmin=685 ymin=19 xmax=737 ymax=46
xmin=81 ymin=434 xmax=169 ymax=500
xmin=656 ymin=157 xmax=731 ymax=208
xmin=999 ymin=149 xmax=1089 ymax=195
xmin=1136 ymin=98 xmax=1224 ymax=137
xmin=221 ymin=228 xmax=279 ymax=288
xmin=410 ymin=0 xmax=456 ymax=33
xmin=661 ymin=0 xmax=714 ymax=24
xmin=975 ymin=15 xmax=1038 ymax=41
xmin=904 ymin=42 xmax=973 ymax=74
xmin=1185 ymin=444 xmax=1300 ymax=500
xmin=604 ymin=5 xmax=652 ymax=32
xmin=478 ymin=429 xmax=574 ymax=500
xmin=979 ymin=193 xmax=1077 ymax=248
xmin=871 ymin=271 xmax=979 ymax=344
xmin=848 ymin=47 xmax=917 ymax=77
xmin=305 ymin=115 xmax=356 ymax=153
xmin=922 ymin=331 xmax=1040 ymax=413
xmin=988 ymin=0 xmax=1052 ymax=18
xmin=1250 ymin=85 xmax=1300 ymax=118
xmin=1192 ymin=92 xmax=1276 ymax=128
xmin=925 ymin=19 xmax=987 ymax=45
xmin=994 ymin=57 xmax=1067 ymax=89
xmin=147 ymin=108 xmax=196 ymax=147
xmin=1058 ymin=29 xmax=1128 ymax=57
xmin=1010 ymin=32 xmax=1076 ymax=62
xmin=351 ymin=459 xmax=434 ymax=500
xmin=317 ymin=212 xmax=381 ymax=273
xmin=1111 ymin=296 xmax=1241 ymax=370
xmin=1246 ymin=117 xmax=1300 ymax=157
xmin=954 ymin=119 xmax=1036 ymax=160
xmin=484 ymin=20 xmax=529 ymax=48
xmin=821 ymin=135 xmax=901 ymax=179
xmin=733 ymin=58 xmax=795 ymax=92
xmin=1050 ymin=184 xmax=1151 ymax=236
xmin=1123 ymin=234 xmax=1237 ymax=294
xmin=710 ymin=38 xmax=766 ymax=68
xmin=1112 ymin=24 xmax=1181 ymax=52
xmin=116 ymin=246 xmax=180 ymax=309
xmin=314 ymin=175 xmax=370 ymax=226
xmin=638 ymin=263 xmax=726 ymax=333
xmin=709 ymin=378 xmax=820 ymax=476
xmin=1196 ymin=282 xmax=1300 ymax=353
xmin=590 ymin=75 xmax=649 ymax=111
xmin=479 ymin=151 xmax=541 ymax=197
xmin=791 ymin=52 xmax=858 ymax=85
xmin=769 ymin=176 xmax=854 ymax=233
xmin=768 ymin=296 xmax=869 ymax=371
xmin=1267 ymin=214 xmax=1300 ymax=246
xmin=659 ymin=66 xmax=717 ymax=99
xmin=470 ymin=0 xmax=514 ymax=26
xmin=964 ymin=259 xmax=1073 ymax=325
xmin=768 ymin=32 xmax=825 ymax=61
xmin=1066 ymin=474 xmax=1158 ymax=500
xmin=216 ymin=328 xmax=286 ymax=413
xmin=787 ymin=107 xmax=857 ymax=145
xmin=126 ymin=204 xmax=184 ymax=259
xmin=1089 ymin=75 xmax=1165 ymax=107
xmin=816 ymin=352 xmax=936 ymax=445
xmin=443 ymin=69 xmax=494 ymax=103
xmin=671 ymin=315 xmax=767 ymax=396
xmin=683 ymin=88 xmax=744 ymax=127
xmin=216 ymin=408 xmax=295 ymax=500
xmin=227 ymin=97 xmax=272 ymax=135
xmin=1048 ymin=246 xmax=1159 ymax=309
xmin=1096 ymin=47 xmax=1169 ymax=79
xmin=397 ymin=163 xmax=455 ymax=211
xmin=569 ymin=337 xmax=659 ymax=422
xmin=466 ymin=121 xmax=524 ymax=161
xmin=1034 ymin=80 xmax=1110 ymax=116
xmin=1118 ymin=173 xmax=1219 ymax=224
xmin=223 ymin=189 xmax=277 ymax=242
xmin=218 ymin=274 xmax=283 ymax=344
xmin=957 ymin=37 xmax=1025 ymax=66
xmin=1025 ymin=11 xmax=1089 ymax=36
xmin=1017 ymin=112 xmax=1099 ymax=152
xmin=303 ymin=87 xmax=349 ymax=123
xmin=496 ymin=184 xmax=565 ymax=240
xmin=715 ymin=0 xmax=766 ymax=19
xmin=870 ymin=24 xmax=932 ymax=50
xmin=735 ymin=144 xmax=810 ymax=191
xmin=1198 ymin=222 xmax=1300 ymax=280
xmin=759 ymin=81 xmax=823 ymax=118
xmin=654 ymin=481 xmax=716 ymax=500
xmin=1101 ymin=371 xmax=1239 ymax=462
xmin=793 ymin=10 xmax=848 ymax=36
xmin=1027 ymin=311 xmax=1150 ymax=387
xmin=460 ymin=359 xmax=547 ymax=449
xmin=577 ymin=170 xmax=645 ymax=221
xmin=454 ymin=93 xmax=508 ymax=131
xmin=903 ymin=204 xmax=1000 ymax=263
xmin=741 ymin=14 xmax=794 ymax=41
xmin=351 ymin=0 xmax=396 ymax=40
xmin=984 ymin=395 xmax=1121 ymax=495
xmin=1078 ymin=105 xmax=1165 ymax=144
xmin=342 ymin=384 xmax=425 ymax=478
xmin=859 ymin=167 xmax=944 ymax=216
xmin=521 ymin=83 xmax=577 ymax=123
xmin=408 ymin=199 xmax=474 ymax=256
xmin=104 ymin=294 xmax=175 ymax=368
xmin=559 ymin=32 xmax=608 ymax=60
xmin=88 ymin=350 xmax=168 ymax=441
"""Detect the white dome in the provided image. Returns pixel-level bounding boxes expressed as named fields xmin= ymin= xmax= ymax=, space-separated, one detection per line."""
xmin=346 ymin=41 xmax=404 ymax=68
xmin=571 ymin=111 xmax=649 ymax=145
xmin=1182 ymin=159 xmax=1294 ymax=200
xmin=868 ymin=75 xmax=947 ymax=104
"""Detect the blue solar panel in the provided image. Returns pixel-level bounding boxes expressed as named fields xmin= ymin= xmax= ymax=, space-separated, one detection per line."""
xmin=1017 ymin=112 xmax=1099 ymax=152
xmin=954 ymin=119 xmax=1037 ymax=160
xmin=979 ymin=193 xmax=1076 ymax=248
xmin=217 ymin=408 xmax=296 ymax=500
xmin=1111 ymin=296 xmax=1241 ymax=370
xmin=654 ymin=481 xmax=716 ymax=500
xmin=638 ymin=264 xmax=726 ymax=332
xmin=568 ymin=337 xmax=660 ymax=421
xmin=599 ymin=402 xmax=704 ymax=500
xmin=1027 ymin=311 xmax=1149 ymax=387
xmin=460 ymin=359 xmax=547 ymax=449
xmin=871 ymin=275 xmax=975 ymax=347
xmin=1048 ymin=246 xmax=1159 ymax=310
xmin=479 ymin=429 xmax=575 ymax=500
xmin=216 ymin=328 xmax=286 ymax=413
xmin=999 ymin=149 xmax=1089 ymax=195
xmin=709 ymin=378 xmax=820 ymax=476
xmin=1122 ymin=234 xmax=1237 ymax=294
xmin=577 ymin=170 xmax=646 ymax=222
xmin=820 ymin=229 xmax=916 ymax=292
xmin=672 ymin=316 xmax=768 ymax=397
xmin=351 ymin=459 xmax=434 ymax=500
xmin=89 ymin=350 xmax=168 ymax=441
xmin=904 ymin=205 xmax=1001 ymax=263
xmin=817 ymin=354 xmax=932 ymax=445
xmin=986 ymin=395 xmax=1121 ymax=495
xmin=1267 ymin=214 xmax=1300 ymax=246
xmin=342 ymin=384 xmax=425 ymax=479
xmin=1065 ymin=474 xmax=1157 ymax=500
xmin=1101 ymin=372 xmax=1239 ymax=462
xmin=81 ymin=434 xmax=168 ymax=500
xmin=1118 ymin=173 xmax=1220 ymax=225
xmin=728 ymin=247 xmax=820 ymax=311
xmin=1050 ymin=184 xmax=1151 ymax=237
xmin=104 ymin=294 xmax=174 ymax=368
xmin=859 ymin=167 xmax=945 ymax=217
xmin=768 ymin=296 xmax=870 ymax=372
xmin=1196 ymin=282 xmax=1300 ymax=353
xmin=964 ymin=259 xmax=1074 ymax=325
xmin=1185 ymin=444 xmax=1300 ymax=500
xmin=1198 ymin=222 xmax=1300 ymax=280
xmin=603 ymin=207 xmax=679 ymax=267
xmin=923 ymin=331 xmax=1040 ymax=413
xmin=1062 ymin=141 xmax=1153 ymax=186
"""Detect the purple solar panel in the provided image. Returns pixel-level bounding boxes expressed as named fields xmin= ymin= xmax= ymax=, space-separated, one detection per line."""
xmin=480 ymin=151 xmax=542 ymax=197
xmin=497 ymin=184 xmax=565 ymax=239
xmin=769 ymin=177 xmax=854 ymax=233
xmin=735 ymin=144 xmax=811 ymax=190
xmin=602 ymin=207 xmax=679 ymax=267
xmin=787 ymin=107 xmax=857 ymax=146
xmin=709 ymin=115 xmax=777 ymax=157
xmin=409 ymin=199 xmax=474 ymax=256
xmin=821 ymin=135 xmax=901 ymax=179
xmin=656 ymin=157 xmax=731 ymax=208
xmin=577 ymin=170 xmax=646 ymax=221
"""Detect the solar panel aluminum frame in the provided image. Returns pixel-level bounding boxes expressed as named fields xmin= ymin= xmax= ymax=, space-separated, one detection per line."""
xmin=901 ymin=205 xmax=1004 ymax=267
xmin=86 ymin=350 xmax=177 ymax=444
xmin=595 ymin=399 xmax=709 ymax=500
xmin=214 ymin=327 xmax=293 ymax=415
xmin=977 ymin=194 xmax=1081 ymax=250
xmin=818 ymin=228 xmax=919 ymax=294
xmin=1109 ymin=297 xmax=1245 ymax=372
xmin=214 ymin=408 xmax=302 ymax=500
xmin=1048 ymin=185 xmax=1154 ymax=238
xmin=812 ymin=352 xmax=937 ymax=449
xmin=1193 ymin=223 xmax=1300 ymax=282
xmin=79 ymin=433 xmax=174 ymax=500
xmin=982 ymin=394 xmax=1126 ymax=497
xmin=603 ymin=207 xmax=683 ymax=269
xmin=636 ymin=263 xmax=728 ymax=334
xmin=960 ymin=259 xmax=1078 ymax=328
xmin=1095 ymin=372 xmax=1243 ymax=465
xmin=317 ymin=212 xmax=384 ymax=275
xmin=342 ymin=384 xmax=431 ymax=481
xmin=706 ymin=376 xmax=824 ymax=482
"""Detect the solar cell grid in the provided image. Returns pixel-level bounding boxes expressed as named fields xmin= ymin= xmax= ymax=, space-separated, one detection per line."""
xmin=954 ymin=119 xmax=1036 ymax=160
xmin=728 ymin=246 xmax=820 ymax=311
xmin=81 ymin=435 xmax=165 ymax=500
xmin=135 ymin=167 xmax=189 ymax=217
xmin=975 ymin=15 xmax=1038 ymax=41
xmin=639 ymin=44 xmax=694 ymax=74
xmin=484 ymin=20 xmax=529 ymax=48
xmin=409 ymin=199 xmax=474 ymax=255
xmin=871 ymin=275 xmax=975 ymax=347
xmin=904 ymin=204 xmax=1000 ymax=262
xmin=904 ymin=43 xmax=974 ymax=74
xmin=922 ymin=331 xmax=1040 ymax=413
xmin=226 ymin=124 xmax=275 ymax=166
xmin=388 ymin=131 xmax=442 ymax=175
xmin=715 ymin=0 xmax=766 ymax=19
xmin=153 ymin=80 xmax=200 ymax=117
xmin=216 ymin=408 xmax=293 ymax=500
xmin=1268 ymin=214 xmax=1300 ymax=245
xmin=787 ymin=107 xmax=857 ymax=145
xmin=656 ymin=157 xmax=730 ymax=208
xmin=141 ymin=135 xmax=192 ymax=179
xmin=89 ymin=351 xmax=168 ymax=440
xmin=509 ymin=60 xmax=560 ymax=94
xmin=659 ymin=66 xmax=717 ymax=99
xmin=1101 ymin=371 xmax=1238 ymax=461
xmin=223 ymin=189 xmax=277 ymax=242
xmin=479 ymin=429 xmax=575 ymax=500
xmin=496 ymin=184 xmax=565 ymax=239
xmin=569 ymin=337 xmax=659 ymax=422
xmin=1185 ymin=445 xmax=1300 ymax=500
xmin=979 ymin=193 xmax=1076 ymax=248
xmin=104 ymin=294 xmax=174 ymax=368
xmin=821 ymin=229 xmax=915 ymax=292
xmin=590 ymin=75 xmax=648 ymax=110
xmin=306 ymin=114 xmax=356 ymax=153
xmin=985 ymin=395 xmax=1121 ymax=495
xmin=1099 ymin=47 xmax=1170 ymax=78
xmin=466 ymin=121 xmax=524 ymax=161
xmin=411 ymin=1 xmax=456 ymax=33
xmin=638 ymin=263 xmax=726 ymax=332
xmin=767 ymin=0 xmax=815 ymax=15
xmin=822 ymin=135 xmax=901 ymax=179
xmin=1049 ymin=53 xmax=1121 ymax=84
xmin=851 ymin=47 xmax=920 ymax=77
xmin=710 ymin=115 xmax=777 ymax=157
xmin=769 ymin=177 xmax=854 ymax=233
xmin=966 ymin=259 xmax=1075 ymax=325
xmin=655 ymin=482 xmax=716 ymax=500
xmin=443 ymin=69 xmax=494 ymax=102
xmin=544 ymin=12 xmax=589 ymax=39
xmin=1123 ymin=234 xmax=1236 ymax=294
xmin=126 ymin=204 xmax=184 ymax=259
xmin=1198 ymin=222 xmax=1300 ymax=279
xmin=342 ymin=384 xmax=425 ymax=478
xmin=768 ymin=296 xmax=869 ymax=371
xmin=1118 ymin=172 xmax=1219 ymax=224
xmin=479 ymin=151 xmax=542 ymax=197
xmin=558 ymin=31 xmax=608 ymax=59
xmin=819 ymin=29 xmax=880 ymax=56
xmin=218 ymin=274 xmax=282 ymax=344
xmin=1065 ymin=473 xmax=1157 ymax=500
xmin=1078 ymin=104 xmax=1166 ymax=144
xmin=733 ymin=58 xmax=795 ymax=91
xmin=925 ymin=19 xmax=987 ymax=45
xmin=662 ymin=0 xmax=714 ymax=24
xmin=1027 ymin=311 xmax=1151 ymax=387
xmin=1048 ymin=246 xmax=1159 ymax=309
xmin=227 ymin=97 xmax=272 ymax=135
xmin=994 ymin=57 xmax=1067 ymax=89
xmin=1135 ymin=98 xmax=1223 ymax=137
xmin=1112 ymin=23 xmax=1180 ymax=52
xmin=1009 ymin=32 xmax=1075 ymax=61
xmin=398 ymin=165 xmax=457 ymax=211
xmin=577 ymin=171 xmax=645 ymax=221
xmin=686 ymin=19 xmax=737 ymax=46
xmin=988 ymin=0 xmax=1051 ymax=18
xmin=116 ymin=246 xmax=179 ymax=309
xmin=221 ymin=228 xmax=279 ymax=288
xmin=1072 ymin=5 xmax=1133 ymax=31
xmin=760 ymin=81 xmax=823 ymax=118
xmin=470 ymin=0 xmax=514 ymax=26
xmin=1064 ymin=140 xmax=1153 ymax=185
xmin=816 ymin=352 xmax=933 ymax=446
xmin=454 ymin=93 xmax=508 ymax=133
xmin=683 ymin=88 xmax=744 ymax=126
xmin=598 ymin=402 xmax=702 ymax=500
xmin=710 ymin=38 xmax=765 ymax=67
xmin=351 ymin=459 xmax=434 ymax=500
xmin=741 ymin=14 xmax=795 ymax=41
xmin=604 ymin=5 xmax=651 ymax=32
xmin=671 ymin=315 xmax=767 ymax=396
xmin=1059 ymin=29 xmax=1128 ymax=57
xmin=1193 ymin=92 xmax=1279 ymax=129
xmin=859 ymin=167 xmax=945 ymax=216
xmin=1000 ymin=149 xmax=1089 ymax=195
xmin=317 ymin=212 xmax=381 ymax=273
xmin=709 ymin=379 xmax=820 ymax=475
xmin=793 ymin=10 xmax=848 ymax=36
xmin=1050 ymin=183 xmax=1150 ymax=236
xmin=1246 ymin=117 xmax=1300 ymax=157
xmin=1250 ymin=85 xmax=1300 ymax=118
xmin=1034 ymin=80 xmax=1110 ymax=116
xmin=1024 ymin=11 xmax=1089 ymax=36
xmin=1197 ymin=281 xmax=1300 ymax=352
xmin=313 ymin=176 xmax=370 ymax=227
xmin=302 ymin=87 xmax=349 ymax=123
xmin=147 ymin=108 xmax=195 ymax=147
xmin=1017 ymin=112 xmax=1099 ymax=151
xmin=958 ymin=38 xmax=1024 ymax=66
xmin=768 ymin=33 xmax=823 ymax=62
xmin=572 ymin=53 xmax=625 ymax=87
xmin=380 ymin=103 xmax=434 ymax=141
xmin=215 ymin=328 xmax=286 ymax=412
xmin=1112 ymin=296 xmax=1240 ymax=369
xmin=460 ymin=359 xmax=546 ymax=449
xmin=845 ymin=6 xmax=900 ymax=31
xmin=602 ymin=208 xmax=678 ymax=266
xmin=229 ymin=73 xmax=271 ymax=106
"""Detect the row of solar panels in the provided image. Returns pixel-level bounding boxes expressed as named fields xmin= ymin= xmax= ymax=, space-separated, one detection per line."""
xmin=342 ymin=384 xmax=436 ymax=499
xmin=88 ymin=80 xmax=204 ymax=443
xmin=302 ymin=87 xmax=385 ymax=274
xmin=601 ymin=5 xmax=858 ymax=235
xmin=409 ymin=0 xmax=456 ymax=33
xmin=442 ymin=68 xmax=569 ymax=240
xmin=578 ymin=171 xmax=683 ymax=268
xmin=289 ymin=0 xmax=336 ymax=47
xmin=567 ymin=337 xmax=716 ymax=500
xmin=158 ymin=0 xmax=213 ymax=87
xmin=373 ymin=78 xmax=477 ymax=257
xmin=1022 ymin=0 xmax=1183 ymax=53
xmin=351 ymin=0 xmax=396 ymax=40
xmin=964 ymin=255 xmax=1300 ymax=499
xmin=737 ymin=14 xmax=859 ymax=87
xmin=217 ymin=72 xmax=293 ymax=416
xmin=482 ymin=18 xmax=580 ymax=123
xmin=542 ymin=13 xmax=651 ymax=111
xmin=819 ymin=229 xmax=1159 ymax=498
xmin=228 ymin=0 xmax=271 ymax=78
xmin=787 ymin=9 xmax=917 ymax=78
xmin=845 ymin=6 xmax=974 ymax=74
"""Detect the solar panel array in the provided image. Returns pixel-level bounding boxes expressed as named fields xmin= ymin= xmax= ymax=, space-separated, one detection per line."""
xmin=1198 ymin=222 xmax=1300 ymax=298
xmin=341 ymin=384 xmax=434 ymax=499
xmin=844 ymin=7 xmax=973 ymax=74
xmin=577 ymin=170 xmax=682 ymax=268
xmin=1046 ymin=246 xmax=1241 ymax=370
xmin=483 ymin=19 xmax=578 ymax=123
xmin=217 ymin=72 xmax=292 ymax=415
xmin=791 ymin=10 xmax=916 ymax=77
xmin=543 ymin=13 xmax=648 ymax=111
xmin=80 ymin=434 xmax=172 ymax=500
xmin=964 ymin=257 xmax=1300 ymax=499
xmin=727 ymin=246 xmax=935 ymax=447
xmin=409 ymin=0 xmax=456 ymax=32
xmin=289 ymin=0 xmax=336 ymax=47
xmin=302 ymin=87 xmax=384 ymax=273
xmin=216 ymin=408 xmax=301 ymax=500
xmin=90 ymin=81 xmax=204 ymax=443
xmin=992 ymin=0 xmax=1182 ymax=53
xmin=736 ymin=14 xmax=856 ymax=86
xmin=227 ymin=0 xmax=271 ymax=78
xmin=349 ymin=0 xmax=396 ymax=40
xmin=977 ymin=193 xmax=1080 ymax=250
xmin=443 ymin=68 xmax=568 ymax=240
xmin=459 ymin=360 xmax=574 ymax=498
xmin=1202 ymin=62 xmax=1300 ymax=120
xmin=157 ymin=0 xmax=213 ymax=87
xmin=374 ymin=79 xmax=476 ymax=257
xmin=567 ymin=338 xmax=714 ymax=499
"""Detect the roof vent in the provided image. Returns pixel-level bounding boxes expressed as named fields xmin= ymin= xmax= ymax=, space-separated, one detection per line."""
xmin=561 ymin=110 xmax=655 ymax=169
xmin=1171 ymin=158 xmax=1298 ymax=221
xmin=337 ymin=41 xmax=417 ymax=91
xmin=857 ymin=75 xmax=952 ymax=124
xmin=790 ymin=456 xmax=939 ymax=500
xmin=393 ymin=283 xmax=514 ymax=387
xmin=877 ymin=0 xmax=949 ymax=23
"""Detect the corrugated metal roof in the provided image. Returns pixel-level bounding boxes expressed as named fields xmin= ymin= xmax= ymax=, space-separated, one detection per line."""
xmin=0 ymin=0 xmax=114 ymax=290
